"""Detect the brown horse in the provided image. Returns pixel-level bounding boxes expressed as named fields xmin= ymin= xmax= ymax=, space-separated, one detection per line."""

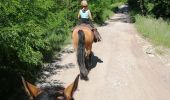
xmin=72 ymin=24 xmax=94 ymax=80
xmin=22 ymin=75 xmax=79 ymax=100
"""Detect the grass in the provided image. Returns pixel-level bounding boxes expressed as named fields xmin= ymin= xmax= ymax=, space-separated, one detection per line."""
xmin=155 ymin=47 xmax=165 ymax=55
xmin=135 ymin=15 xmax=170 ymax=47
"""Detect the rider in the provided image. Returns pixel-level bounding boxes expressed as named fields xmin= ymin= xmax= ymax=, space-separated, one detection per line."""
xmin=78 ymin=0 xmax=101 ymax=42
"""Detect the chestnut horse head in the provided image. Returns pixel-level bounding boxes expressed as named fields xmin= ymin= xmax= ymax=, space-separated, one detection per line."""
xmin=22 ymin=75 xmax=79 ymax=100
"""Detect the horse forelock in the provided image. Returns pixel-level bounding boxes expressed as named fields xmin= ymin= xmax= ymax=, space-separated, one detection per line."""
xmin=34 ymin=86 xmax=65 ymax=100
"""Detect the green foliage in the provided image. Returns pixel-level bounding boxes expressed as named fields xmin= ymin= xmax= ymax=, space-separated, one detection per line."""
xmin=0 ymin=0 xmax=79 ymax=69
xmin=128 ymin=0 xmax=170 ymax=19
xmin=129 ymin=0 xmax=170 ymax=47
xmin=0 ymin=1 xmax=114 ymax=73
xmin=111 ymin=1 xmax=126 ymax=13
xmin=135 ymin=15 xmax=170 ymax=47
xmin=109 ymin=0 xmax=128 ymax=15
xmin=151 ymin=0 xmax=170 ymax=18
xmin=88 ymin=0 xmax=113 ymax=24
xmin=0 ymin=0 xmax=78 ymax=99
xmin=111 ymin=2 xmax=126 ymax=8
xmin=0 ymin=0 xmax=114 ymax=70
xmin=111 ymin=0 xmax=127 ymax=3
xmin=0 ymin=0 xmax=113 ymax=99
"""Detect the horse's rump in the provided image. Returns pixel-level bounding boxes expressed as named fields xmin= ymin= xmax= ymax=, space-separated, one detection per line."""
xmin=72 ymin=25 xmax=94 ymax=49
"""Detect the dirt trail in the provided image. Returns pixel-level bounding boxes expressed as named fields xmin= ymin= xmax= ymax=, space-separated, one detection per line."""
xmin=44 ymin=14 xmax=170 ymax=100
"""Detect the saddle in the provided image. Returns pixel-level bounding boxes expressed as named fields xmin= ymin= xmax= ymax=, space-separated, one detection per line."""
xmin=72 ymin=24 xmax=101 ymax=42
xmin=72 ymin=24 xmax=93 ymax=31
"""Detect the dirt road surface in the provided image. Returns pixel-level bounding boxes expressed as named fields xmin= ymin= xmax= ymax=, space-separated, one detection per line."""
xmin=43 ymin=14 xmax=170 ymax=100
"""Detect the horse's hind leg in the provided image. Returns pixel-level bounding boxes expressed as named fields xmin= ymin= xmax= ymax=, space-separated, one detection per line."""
xmin=87 ymin=51 xmax=93 ymax=69
xmin=85 ymin=46 xmax=93 ymax=69
xmin=89 ymin=51 xmax=93 ymax=66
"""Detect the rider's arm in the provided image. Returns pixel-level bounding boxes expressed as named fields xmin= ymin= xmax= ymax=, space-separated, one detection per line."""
xmin=88 ymin=10 xmax=93 ymax=21
xmin=78 ymin=10 xmax=81 ymax=19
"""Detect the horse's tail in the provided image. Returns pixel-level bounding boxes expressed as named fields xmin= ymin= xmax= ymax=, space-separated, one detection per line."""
xmin=77 ymin=30 xmax=88 ymax=78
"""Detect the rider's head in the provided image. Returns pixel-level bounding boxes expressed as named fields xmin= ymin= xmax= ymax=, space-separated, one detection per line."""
xmin=81 ymin=0 xmax=88 ymax=7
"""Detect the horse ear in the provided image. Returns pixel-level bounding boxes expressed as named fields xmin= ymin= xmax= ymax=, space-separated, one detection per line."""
xmin=21 ymin=76 xmax=42 ymax=97
xmin=64 ymin=74 xmax=80 ymax=99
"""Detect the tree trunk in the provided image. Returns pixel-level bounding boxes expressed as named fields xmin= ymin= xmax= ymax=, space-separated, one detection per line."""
xmin=139 ymin=0 xmax=146 ymax=16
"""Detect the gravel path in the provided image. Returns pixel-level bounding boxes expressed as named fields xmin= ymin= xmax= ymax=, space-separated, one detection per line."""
xmin=41 ymin=14 xmax=170 ymax=100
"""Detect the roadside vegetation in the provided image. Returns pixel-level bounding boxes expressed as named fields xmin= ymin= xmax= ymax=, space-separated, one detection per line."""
xmin=111 ymin=1 xmax=127 ymax=12
xmin=135 ymin=15 xmax=170 ymax=47
xmin=128 ymin=0 xmax=170 ymax=48
xmin=0 ymin=0 xmax=114 ymax=99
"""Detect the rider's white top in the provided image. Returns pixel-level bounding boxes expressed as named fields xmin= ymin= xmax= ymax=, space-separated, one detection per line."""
xmin=79 ymin=9 xmax=90 ymax=19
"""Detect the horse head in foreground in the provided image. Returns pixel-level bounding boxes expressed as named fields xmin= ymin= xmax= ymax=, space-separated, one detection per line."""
xmin=22 ymin=75 xmax=79 ymax=100
xmin=72 ymin=24 xmax=94 ymax=80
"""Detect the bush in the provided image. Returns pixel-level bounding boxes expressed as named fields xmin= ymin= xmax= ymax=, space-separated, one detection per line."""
xmin=0 ymin=0 xmax=76 ymax=99
xmin=88 ymin=0 xmax=112 ymax=24
xmin=0 ymin=0 xmax=113 ymax=99
xmin=128 ymin=0 xmax=170 ymax=19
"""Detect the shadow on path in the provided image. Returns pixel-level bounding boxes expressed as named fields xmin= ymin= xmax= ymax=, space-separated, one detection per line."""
xmin=88 ymin=53 xmax=103 ymax=71
xmin=110 ymin=14 xmax=135 ymax=23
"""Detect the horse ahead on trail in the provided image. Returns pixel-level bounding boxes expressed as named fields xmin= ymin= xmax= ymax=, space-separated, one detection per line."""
xmin=72 ymin=24 xmax=95 ymax=80
xmin=22 ymin=75 xmax=79 ymax=100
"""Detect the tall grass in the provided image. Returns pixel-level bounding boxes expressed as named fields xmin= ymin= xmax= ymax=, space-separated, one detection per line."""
xmin=135 ymin=15 xmax=170 ymax=47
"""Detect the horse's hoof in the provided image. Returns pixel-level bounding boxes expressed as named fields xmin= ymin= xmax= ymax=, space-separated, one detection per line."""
xmin=82 ymin=76 xmax=89 ymax=81
xmin=87 ymin=64 xmax=92 ymax=70
xmin=94 ymin=40 xmax=97 ymax=43
xmin=98 ymin=39 xmax=101 ymax=42
xmin=84 ymin=77 xmax=89 ymax=81
xmin=80 ymin=75 xmax=89 ymax=81
xmin=89 ymin=62 xmax=93 ymax=67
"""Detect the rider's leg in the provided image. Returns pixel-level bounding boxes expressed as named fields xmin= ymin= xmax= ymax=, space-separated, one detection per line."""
xmin=88 ymin=20 xmax=101 ymax=42
xmin=93 ymin=28 xmax=101 ymax=42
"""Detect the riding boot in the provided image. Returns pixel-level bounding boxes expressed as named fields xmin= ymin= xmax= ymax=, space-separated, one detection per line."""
xmin=93 ymin=28 xmax=101 ymax=42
